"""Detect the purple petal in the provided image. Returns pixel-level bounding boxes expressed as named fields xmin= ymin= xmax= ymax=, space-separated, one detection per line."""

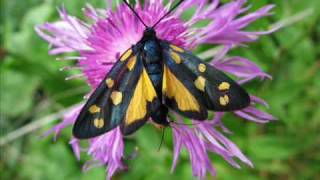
xmin=171 ymin=118 xmax=216 ymax=178
xmin=196 ymin=122 xmax=253 ymax=168
xmin=188 ymin=0 xmax=275 ymax=46
xmin=42 ymin=105 xmax=83 ymax=140
xmin=234 ymin=96 xmax=277 ymax=123
xmin=231 ymin=5 xmax=275 ymax=29
xmin=250 ymin=95 xmax=270 ymax=108
xmin=212 ymin=112 xmax=233 ymax=134
xmin=70 ymin=138 xmax=81 ymax=160
xmin=86 ymin=127 xmax=125 ymax=179
xmin=213 ymin=56 xmax=272 ymax=83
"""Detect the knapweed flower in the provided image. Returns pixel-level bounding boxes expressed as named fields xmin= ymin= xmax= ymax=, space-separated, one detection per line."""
xmin=36 ymin=0 xmax=276 ymax=179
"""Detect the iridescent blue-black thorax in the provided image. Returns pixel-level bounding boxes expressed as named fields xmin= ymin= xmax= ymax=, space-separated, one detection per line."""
xmin=140 ymin=28 xmax=163 ymax=89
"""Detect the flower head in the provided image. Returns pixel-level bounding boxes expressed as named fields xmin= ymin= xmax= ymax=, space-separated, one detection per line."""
xmin=36 ymin=0 xmax=276 ymax=179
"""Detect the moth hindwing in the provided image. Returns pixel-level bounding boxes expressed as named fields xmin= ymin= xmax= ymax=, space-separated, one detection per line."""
xmin=161 ymin=42 xmax=250 ymax=116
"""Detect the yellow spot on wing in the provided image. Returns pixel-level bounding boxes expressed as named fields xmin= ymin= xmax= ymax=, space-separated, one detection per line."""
xmin=170 ymin=45 xmax=184 ymax=53
xmin=120 ymin=49 xmax=132 ymax=62
xmin=111 ymin=91 xmax=123 ymax=105
xmin=198 ymin=63 xmax=206 ymax=73
xmin=194 ymin=76 xmax=206 ymax=92
xmin=89 ymin=105 xmax=101 ymax=114
xmin=171 ymin=51 xmax=182 ymax=64
xmin=127 ymin=56 xmax=137 ymax=71
xmin=105 ymin=78 xmax=114 ymax=88
xmin=218 ymin=82 xmax=230 ymax=91
xmin=94 ymin=118 xmax=104 ymax=128
xmin=219 ymin=95 xmax=230 ymax=106
xmin=125 ymin=69 xmax=157 ymax=125
xmin=163 ymin=66 xmax=200 ymax=111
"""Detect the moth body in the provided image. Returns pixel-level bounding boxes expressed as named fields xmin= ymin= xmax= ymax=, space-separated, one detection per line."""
xmin=73 ymin=27 xmax=250 ymax=139
xmin=136 ymin=28 xmax=169 ymax=127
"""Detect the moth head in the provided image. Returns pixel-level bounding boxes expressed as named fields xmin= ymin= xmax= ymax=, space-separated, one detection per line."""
xmin=143 ymin=27 xmax=157 ymax=38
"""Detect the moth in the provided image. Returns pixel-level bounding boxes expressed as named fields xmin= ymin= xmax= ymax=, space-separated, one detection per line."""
xmin=73 ymin=0 xmax=250 ymax=139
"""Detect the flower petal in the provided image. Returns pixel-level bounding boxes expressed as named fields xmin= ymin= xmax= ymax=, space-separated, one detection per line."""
xmin=171 ymin=116 xmax=216 ymax=178
xmin=213 ymin=56 xmax=272 ymax=83
xmin=42 ymin=105 xmax=82 ymax=140
xmin=234 ymin=96 xmax=276 ymax=123
xmin=87 ymin=127 xmax=126 ymax=179
xmin=70 ymin=138 xmax=81 ymax=160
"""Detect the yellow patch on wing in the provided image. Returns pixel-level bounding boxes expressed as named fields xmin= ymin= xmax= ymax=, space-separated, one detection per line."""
xmin=162 ymin=66 xmax=200 ymax=111
xmin=120 ymin=48 xmax=132 ymax=62
xmin=127 ymin=56 xmax=137 ymax=71
xmin=89 ymin=105 xmax=101 ymax=114
xmin=170 ymin=51 xmax=182 ymax=64
xmin=198 ymin=63 xmax=206 ymax=73
xmin=105 ymin=78 xmax=114 ymax=88
xmin=93 ymin=118 xmax=104 ymax=128
xmin=170 ymin=44 xmax=184 ymax=53
xmin=125 ymin=69 xmax=157 ymax=125
xmin=218 ymin=82 xmax=230 ymax=91
xmin=219 ymin=95 xmax=230 ymax=106
xmin=110 ymin=91 xmax=123 ymax=105
xmin=194 ymin=76 xmax=206 ymax=92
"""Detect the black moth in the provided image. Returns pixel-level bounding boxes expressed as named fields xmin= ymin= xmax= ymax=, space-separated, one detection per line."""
xmin=73 ymin=0 xmax=250 ymax=139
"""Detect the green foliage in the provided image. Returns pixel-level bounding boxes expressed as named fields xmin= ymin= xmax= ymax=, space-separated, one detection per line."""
xmin=1 ymin=0 xmax=319 ymax=180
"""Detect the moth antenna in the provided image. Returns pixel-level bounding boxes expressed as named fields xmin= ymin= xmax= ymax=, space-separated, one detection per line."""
xmin=157 ymin=127 xmax=166 ymax=151
xmin=123 ymin=0 xmax=148 ymax=28
xmin=152 ymin=0 xmax=185 ymax=28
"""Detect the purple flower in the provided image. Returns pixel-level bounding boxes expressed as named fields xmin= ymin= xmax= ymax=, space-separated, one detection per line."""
xmin=36 ymin=0 xmax=276 ymax=179
xmin=85 ymin=127 xmax=125 ymax=180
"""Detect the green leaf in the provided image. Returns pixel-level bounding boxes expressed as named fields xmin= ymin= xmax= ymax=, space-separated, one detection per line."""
xmin=0 ymin=67 xmax=39 ymax=118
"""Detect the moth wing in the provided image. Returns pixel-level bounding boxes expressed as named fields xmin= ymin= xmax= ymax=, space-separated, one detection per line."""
xmin=120 ymin=60 xmax=160 ymax=135
xmin=161 ymin=46 xmax=208 ymax=120
xmin=73 ymin=48 xmax=144 ymax=139
xmin=161 ymin=42 xmax=250 ymax=114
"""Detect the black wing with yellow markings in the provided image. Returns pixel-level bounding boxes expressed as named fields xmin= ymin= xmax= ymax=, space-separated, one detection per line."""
xmin=162 ymin=58 xmax=208 ymax=120
xmin=73 ymin=48 xmax=159 ymax=138
xmin=161 ymin=42 xmax=250 ymax=115
xmin=120 ymin=57 xmax=160 ymax=135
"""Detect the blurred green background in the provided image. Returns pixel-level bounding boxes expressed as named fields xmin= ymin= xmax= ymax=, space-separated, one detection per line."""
xmin=1 ymin=0 xmax=320 ymax=179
